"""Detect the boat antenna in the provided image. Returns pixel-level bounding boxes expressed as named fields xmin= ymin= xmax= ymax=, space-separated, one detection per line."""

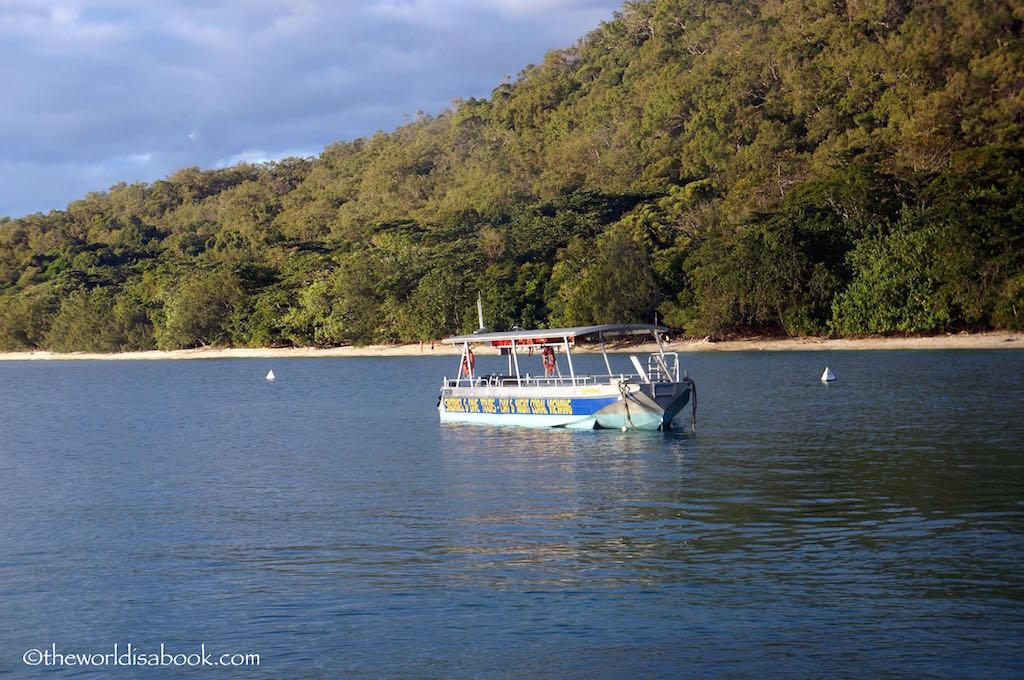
xmin=475 ymin=292 xmax=487 ymax=333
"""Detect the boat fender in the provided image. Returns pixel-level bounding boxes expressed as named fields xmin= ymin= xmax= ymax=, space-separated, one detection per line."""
xmin=461 ymin=349 xmax=475 ymax=376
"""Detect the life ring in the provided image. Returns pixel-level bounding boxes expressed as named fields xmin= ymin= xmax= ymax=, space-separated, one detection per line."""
xmin=461 ymin=349 xmax=475 ymax=376
xmin=542 ymin=347 xmax=556 ymax=373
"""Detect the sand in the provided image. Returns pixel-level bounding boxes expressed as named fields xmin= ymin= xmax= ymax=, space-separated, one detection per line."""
xmin=0 ymin=331 xmax=1019 ymax=361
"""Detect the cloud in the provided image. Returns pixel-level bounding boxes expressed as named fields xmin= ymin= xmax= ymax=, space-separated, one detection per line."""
xmin=0 ymin=0 xmax=621 ymax=218
xmin=214 ymin=148 xmax=316 ymax=168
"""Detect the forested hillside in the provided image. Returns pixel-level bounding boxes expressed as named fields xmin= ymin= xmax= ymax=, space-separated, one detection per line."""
xmin=2 ymin=0 xmax=1022 ymax=351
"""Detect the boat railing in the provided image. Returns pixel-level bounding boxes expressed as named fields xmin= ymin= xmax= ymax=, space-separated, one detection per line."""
xmin=441 ymin=351 xmax=682 ymax=389
xmin=444 ymin=374 xmax=616 ymax=389
xmin=442 ymin=367 xmax=679 ymax=389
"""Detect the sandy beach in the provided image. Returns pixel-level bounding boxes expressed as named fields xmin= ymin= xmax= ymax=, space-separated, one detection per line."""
xmin=0 ymin=331 xmax=1019 ymax=361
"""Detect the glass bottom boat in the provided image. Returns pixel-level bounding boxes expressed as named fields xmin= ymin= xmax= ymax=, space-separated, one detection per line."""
xmin=438 ymin=324 xmax=695 ymax=431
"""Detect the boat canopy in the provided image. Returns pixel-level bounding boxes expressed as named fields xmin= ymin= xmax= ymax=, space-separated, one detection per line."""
xmin=442 ymin=323 xmax=668 ymax=348
xmin=442 ymin=323 xmax=675 ymax=388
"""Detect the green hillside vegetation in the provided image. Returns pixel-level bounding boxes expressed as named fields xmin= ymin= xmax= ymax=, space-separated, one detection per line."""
xmin=2 ymin=0 xmax=1022 ymax=351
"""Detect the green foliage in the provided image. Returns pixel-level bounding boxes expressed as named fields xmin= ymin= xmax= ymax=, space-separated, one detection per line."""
xmin=833 ymin=148 xmax=1024 ymax=333
xmin=158 ymin=269 xmax=244 ymax=349
xmin=398 ymin=269 xmax=473 ymax=341
xmin=45 ymin=288 xmax=122 ymax=352
xmin=830 ymin=210 xmax=952 ymax=334
xmin=112 ymin=285 xmax=157 ymax=351
xmin=478 ymin=262 xmax=552 ymax=332
xmin=230 ymin=288 xmax=293 ymax=348
xmin=689 ymin=216 xmax=809 ymax=335
xmin=686 ymin=165 xmax=897 ymax=336
xmin=285 ymin=253 xmax=385 ymax=346
xmin=562 ymin=223 xmax=659 ymax=325
xmin=0 ymin=286 xmax=58 ymax=349
xmin=1 ymin=0 xmax=1022 ymax=350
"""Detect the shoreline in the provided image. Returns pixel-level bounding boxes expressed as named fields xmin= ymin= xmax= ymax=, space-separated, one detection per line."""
xmin=0 ymin=331 xmax=1019 ymax=361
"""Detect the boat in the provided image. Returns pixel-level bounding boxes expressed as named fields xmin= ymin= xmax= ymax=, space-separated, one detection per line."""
xmin=438 ymin=323 xmax=696 ymax=431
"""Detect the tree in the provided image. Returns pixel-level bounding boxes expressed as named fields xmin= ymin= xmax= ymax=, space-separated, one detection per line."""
xmin=0 ymin=0 xmax=1022 ymax=349
xmin=566 ymin=223 xmax=659 ymax=325
xmin=158 ymin=269 xmax=243 ymax=349
xmin=830 ymin=209 xmax=951 ymax=334
xmin=0 ymin=287 xmax=57 ymax=350
xmin=45 ymin=289 xmax=121 ymax=352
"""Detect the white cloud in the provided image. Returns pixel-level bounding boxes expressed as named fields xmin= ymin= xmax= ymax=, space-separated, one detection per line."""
xmin=493 ymin=0 xmax=615 ymax=18
xmin=214 ymin=148 xmax=315 ymax=168
xmin=49 ymin=4 xmax=79 ymax=24
xmin=0 ymin=0 xmax=622 ymax=218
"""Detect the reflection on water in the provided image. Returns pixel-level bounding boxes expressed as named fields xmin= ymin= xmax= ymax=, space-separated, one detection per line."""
xmin=0 ymin=351 xmax=1022 ymax=677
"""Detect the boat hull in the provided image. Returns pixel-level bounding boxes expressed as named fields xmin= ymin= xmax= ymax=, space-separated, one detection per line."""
xmin=438 ymin=380 xmax=692 ymax=431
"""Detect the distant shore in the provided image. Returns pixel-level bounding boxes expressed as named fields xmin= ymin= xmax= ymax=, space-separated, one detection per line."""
xmin=0 ymin=331 xmax=1019 ymax=361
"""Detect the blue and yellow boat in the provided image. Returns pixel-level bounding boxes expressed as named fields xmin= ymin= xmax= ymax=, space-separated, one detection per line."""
xmin=438 ymin=324 xmax=696 ymax=431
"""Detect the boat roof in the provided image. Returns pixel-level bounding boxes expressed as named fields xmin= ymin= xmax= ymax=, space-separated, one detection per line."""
xmin=442 ymin=323 xmax=668 ymax=346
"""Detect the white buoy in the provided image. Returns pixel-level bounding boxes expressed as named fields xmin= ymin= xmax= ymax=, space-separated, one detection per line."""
xmin=621 ymin=425 xmax=628 ymax=432
xmin=266 ymin=369 xmax=276 ymax=381
xmin=820 ymin=367 xmax=835 ymax=382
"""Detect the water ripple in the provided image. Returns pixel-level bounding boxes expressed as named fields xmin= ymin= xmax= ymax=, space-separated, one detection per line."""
xmin=1 ymin=353 xmax=1023 ymax=677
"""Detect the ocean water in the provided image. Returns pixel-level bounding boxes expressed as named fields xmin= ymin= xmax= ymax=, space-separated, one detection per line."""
xmin=1 ymin=349 xmax=1022 ymax=677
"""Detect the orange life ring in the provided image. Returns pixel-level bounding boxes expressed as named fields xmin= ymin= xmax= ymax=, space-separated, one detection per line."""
xmin=461 ymin=349 xmax=475 ymax=376
xmin=542 ymin=347 xmax=556 ymax=372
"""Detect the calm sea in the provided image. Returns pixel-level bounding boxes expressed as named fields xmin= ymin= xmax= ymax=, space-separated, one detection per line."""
xmin=1 ymin=350 xmax=1022 ymax=678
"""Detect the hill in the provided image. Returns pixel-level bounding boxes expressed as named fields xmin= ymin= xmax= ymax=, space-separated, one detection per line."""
xmin=1 ymin=0 xmax=1022 ymax=351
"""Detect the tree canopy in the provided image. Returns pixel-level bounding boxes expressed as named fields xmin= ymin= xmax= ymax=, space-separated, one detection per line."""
xmin=2 ymin=0 xmax=1023 ymax=350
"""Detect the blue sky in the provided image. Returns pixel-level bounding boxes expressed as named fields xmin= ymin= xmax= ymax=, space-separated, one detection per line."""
xmin=0 ymin=0 xmax=623 ymax=219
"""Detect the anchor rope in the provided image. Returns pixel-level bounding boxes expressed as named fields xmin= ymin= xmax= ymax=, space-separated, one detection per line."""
xmin=684 ymin=375 xmax=697 ymax=433
xmin=618 ymin=380 xmax=638 ymax=431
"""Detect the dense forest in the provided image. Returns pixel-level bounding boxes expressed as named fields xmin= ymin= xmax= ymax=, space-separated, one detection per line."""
xmin=1 ymin=0 xmax=1022 ymax=351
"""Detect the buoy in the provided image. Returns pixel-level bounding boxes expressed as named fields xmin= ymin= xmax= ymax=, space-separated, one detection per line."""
xmin=820 ymin=367 xmax=835 ymax=382
xmin=266 ymin=370 xmax=275 ymax=381
xmin=621 ymin=425 xmax=628 ymax=432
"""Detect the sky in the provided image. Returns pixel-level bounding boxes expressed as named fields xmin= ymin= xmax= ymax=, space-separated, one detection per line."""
xmin=0 ymin=0 xmax=623 ymax=219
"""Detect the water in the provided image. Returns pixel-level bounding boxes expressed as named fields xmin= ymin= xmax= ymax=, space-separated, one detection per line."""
xmin=1 ymin=350 xmax=1022 ymax=677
